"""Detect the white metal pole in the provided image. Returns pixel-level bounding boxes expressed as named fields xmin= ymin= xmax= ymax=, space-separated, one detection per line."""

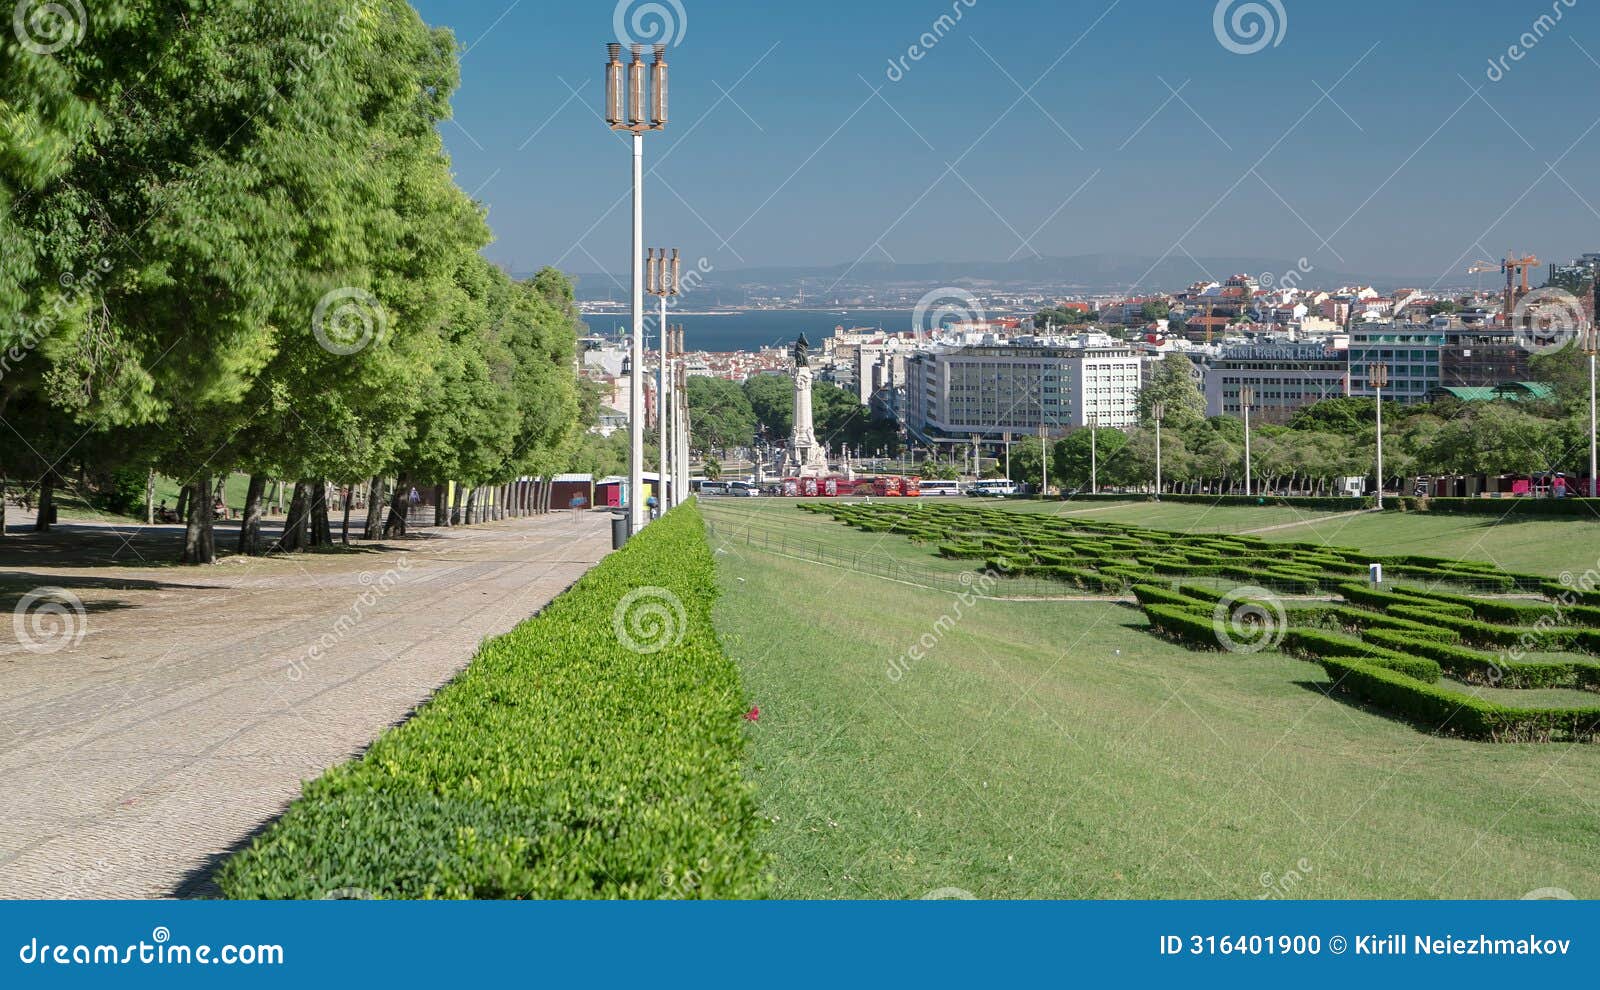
xmin=1090 ymin=421 xmax=1097 ymax=495
xmin=1155 ymin=418 xmax=1162 ymax=497
xmin=1375 ymin=385 xmax=1384 ymax=510
xmin=657 ymin=299 xmax=668 ymax=510
xmin=1590 ymin=352 xmax=1596 ymax=498
xmin=629 ymin=132 xmax=645 ymax=532
xmin=1243 ymin=403 xmax=1252 ymax=496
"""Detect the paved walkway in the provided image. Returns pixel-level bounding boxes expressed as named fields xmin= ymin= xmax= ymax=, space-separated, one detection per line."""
xmin=0 ymin=511 xmax=610 ymax=898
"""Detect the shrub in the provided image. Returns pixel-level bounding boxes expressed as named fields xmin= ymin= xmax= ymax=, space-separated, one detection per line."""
xmin=1360 ymin=629 xmax=1600 ymax=691
xmin=217 ymin=505 xmax=768 ymax=899
xmin=1318 ymin=657 xmax=1600 ymax=742
xmin=1386 ymin=604 xmax=1584 ymax=651
xmin=1278 ymin=629 xmax=1441 ymax=683
xmin=1336 ymin=583 xmax=1473 ymax=617
xmin=1142 ymin=603 xmax=1223 ymax=649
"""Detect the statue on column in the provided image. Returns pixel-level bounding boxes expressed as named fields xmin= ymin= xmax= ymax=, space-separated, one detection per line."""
xmin=785 ymin=334 xmax=829 ymax=477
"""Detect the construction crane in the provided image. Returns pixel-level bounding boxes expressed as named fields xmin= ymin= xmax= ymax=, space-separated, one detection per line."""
xmin=1467 ymin=252 xmax=1540 ymax=321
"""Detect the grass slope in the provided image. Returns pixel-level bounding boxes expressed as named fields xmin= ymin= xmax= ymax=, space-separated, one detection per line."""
xmin=711 ymin=505 xmax=1600 ymax=898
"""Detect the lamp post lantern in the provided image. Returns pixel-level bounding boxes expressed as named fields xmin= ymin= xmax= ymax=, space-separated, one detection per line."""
xmin=1370 ymin=363 xmax=1389 ymax=509
xmin=1240 ymin=386 xmax=1255 ymax=497
xmin=605 ymin=42 xmax=668 ymax=532
xmin=1151 ymin=401 xmax=1166 ymax=499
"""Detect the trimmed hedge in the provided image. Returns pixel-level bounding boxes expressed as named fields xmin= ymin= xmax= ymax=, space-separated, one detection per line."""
xmin=1142 ymin=603 xmax=1223 ymax=649
xmin=1385 ymin=603 xmax=1587 ymax=652
xmin=218 ymin=504 xmax=768 ymax=899
xmin=1392 ymin=584 xmax=1600 ymax=627
xmin=1318 ymin=657 xmax=1600 ymax=742
xmin=1278 ymin=628 xmax=1441 ymax=683
xmin=1058 ymin=493 xmax=1376 ymax=510
xmin=1336 ymin=582 xmax=1473 ymax=618
xmin=1363 ymin=628 xmax=1600 ymax=691
xmin=1392 ymin=497 xmax=1600 ymax=518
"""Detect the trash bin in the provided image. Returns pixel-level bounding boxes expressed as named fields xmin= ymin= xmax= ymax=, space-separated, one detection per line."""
xmin=611 ymin=510 xmax=629 ymax=550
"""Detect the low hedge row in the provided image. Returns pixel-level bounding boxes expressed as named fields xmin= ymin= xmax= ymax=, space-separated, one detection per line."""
xmin=1278 ymin=628 xmax=1442 ymax=683
xmin=1392 ymin=584 xmax=1600 ymax=627
xmin=1385 ymin=603 xmax=1593 ymax=653
xmin=1391 ymin=497 xmax=1600 ymax=518
xmin=1360 ymin=629 xmax=1600 ymax=691
xmin=1143 ymin=603 xmax=1223 ymax=649
xmin=1318 ymin=657 xmax=1600 ymax=742
xmin=1059 ymin=493 xmax=1376 ymax=510
xmin=217 ymin=504 xmax=768 ymax=899
xmin=1301 ymin=606 xmax=1461 ymax=643
xmin=1336 ymin=582 xmax=1473 ymax=618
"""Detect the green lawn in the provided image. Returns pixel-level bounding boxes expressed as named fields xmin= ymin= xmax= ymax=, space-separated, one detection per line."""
xmin=710 ymin=497 xmax=1600 ymax=580
xmin=709 ymin=500 xmax=1600 ymax=899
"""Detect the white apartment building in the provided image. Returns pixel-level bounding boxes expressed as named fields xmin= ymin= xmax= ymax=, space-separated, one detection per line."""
xmin=904 ymin=344 xmax=1141 ymax=440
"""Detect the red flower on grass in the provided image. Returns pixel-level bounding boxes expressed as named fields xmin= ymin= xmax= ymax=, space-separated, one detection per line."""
xmin=744 ymin=705 xmax=760 ymax=722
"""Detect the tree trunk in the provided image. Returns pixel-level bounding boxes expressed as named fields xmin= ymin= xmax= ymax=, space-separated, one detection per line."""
xmin=175 ymin=484 xmax=189 ymax=523
xmin=384 ymin=475 xmax=409 ymax=538
xmin=464 ymin=487 xmax=478 ymax=525
xmin=238 ymin=473 xmax=267 ymax=555
xmin=342 ymin=486 xmax=353 ymax=545
xmin=181 ymin=475 xmax=216 ymax=564
xmin=0 ymin=479 xmax=8 ymax=536
xmin=34 ymin=472 xmax=54 ymax=532
xmin=276 ymin=481 xmax=309 ymax=552
xmin=363 ymin=476 xmax=385 ymax=539
xmin=308 ymin=480 xmax=332 ymax=546
xmin=145 ymin=469 xmax=156 ymax=526
xmin=434 ymin=484 xmax=448 ymax=527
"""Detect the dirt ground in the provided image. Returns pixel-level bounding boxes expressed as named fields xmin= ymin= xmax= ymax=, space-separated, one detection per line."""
xmin=0 ymin=509 xmax=611 ymax=898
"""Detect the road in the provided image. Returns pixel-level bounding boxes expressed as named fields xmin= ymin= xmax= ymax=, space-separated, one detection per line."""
xmin=0 ymin=510 xmax=610 ymax=898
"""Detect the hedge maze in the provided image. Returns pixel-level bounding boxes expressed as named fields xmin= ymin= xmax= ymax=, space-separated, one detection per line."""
xmin=804 ymin=500 xmax=1600 ymax=742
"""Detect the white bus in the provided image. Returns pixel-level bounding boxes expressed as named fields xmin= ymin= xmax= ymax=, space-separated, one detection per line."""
xmin=970 ymin=479 xmax=1019 ymax=497
xmin=918 ymin=480 xmax=964 ymax=497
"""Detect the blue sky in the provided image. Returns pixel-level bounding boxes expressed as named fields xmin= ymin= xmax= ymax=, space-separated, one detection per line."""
xmin=410 ymin=0 xmax=1600 ymax=286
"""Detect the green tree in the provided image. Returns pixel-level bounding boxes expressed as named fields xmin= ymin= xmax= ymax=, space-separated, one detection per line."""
xmin=1138 ymin=354 xmax=1206 ymax=427
xmin=686 ymin=377 xmax=755 ymax=451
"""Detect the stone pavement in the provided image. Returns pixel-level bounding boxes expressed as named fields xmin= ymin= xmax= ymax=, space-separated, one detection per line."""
xmin=0 ymin=511 xmax=611 ymax=898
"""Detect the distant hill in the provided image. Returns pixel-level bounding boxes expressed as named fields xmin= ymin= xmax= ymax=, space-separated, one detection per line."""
xmin=555 ymin=253 xmax=1439 ymax=302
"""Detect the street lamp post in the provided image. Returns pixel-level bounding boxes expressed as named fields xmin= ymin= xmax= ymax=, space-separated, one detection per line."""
xmin=1240 ymin=386 xmax=1255 ymax=497
xmin=605 ymin=41 xmax=668 ymax=533
xmin=647 ymin=249 xmax=680 ymax=509
xmin=1089 ymin=415 xmax=1098 ymax=495
xmin=1370 ymin=363 xmax=1389 ymax=510
xmin=1583 ymin=330 xmax=1598 ymax=498
xmin=1151 ymin=401 xmax=1165 ymax=499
